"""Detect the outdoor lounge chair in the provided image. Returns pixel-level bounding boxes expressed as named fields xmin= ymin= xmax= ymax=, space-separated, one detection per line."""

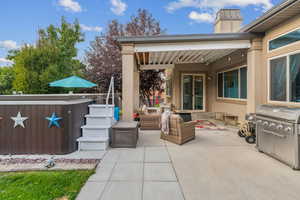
xmin=140 ymin=113 xmax=161 ymax=130
xmin=160 ymin=114 xmax=197 ymax=145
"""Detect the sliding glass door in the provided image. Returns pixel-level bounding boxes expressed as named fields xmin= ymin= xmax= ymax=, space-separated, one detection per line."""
xmin=182 ymin=74 xmax=205 ymax=111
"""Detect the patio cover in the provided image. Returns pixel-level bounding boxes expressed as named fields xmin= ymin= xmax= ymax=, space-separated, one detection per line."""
xmin=118 ymin=32 xmax=263 ymax=120
xmin=118 ymin=33 xmax=259 ymax=70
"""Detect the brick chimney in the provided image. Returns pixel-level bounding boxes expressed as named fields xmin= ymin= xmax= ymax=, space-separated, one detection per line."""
xmin=214 ymin=9 xmax=243 ymax=33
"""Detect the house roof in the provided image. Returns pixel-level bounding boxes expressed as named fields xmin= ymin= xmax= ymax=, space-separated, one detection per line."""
xmin=241 ymin=0 xmax=300 ymax=33
xmin=117 ymin=33 xmax=259 ymax=44
xmin=118 ymin=0 xmax=300 ymax=45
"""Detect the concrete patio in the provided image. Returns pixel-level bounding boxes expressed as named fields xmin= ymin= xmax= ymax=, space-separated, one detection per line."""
xmin=76 ymin=128 xmax=300 ymax=200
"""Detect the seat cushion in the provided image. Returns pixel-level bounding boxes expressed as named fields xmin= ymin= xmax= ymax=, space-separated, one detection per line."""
xmin=140 ymin=114 xmax=161 ymax=130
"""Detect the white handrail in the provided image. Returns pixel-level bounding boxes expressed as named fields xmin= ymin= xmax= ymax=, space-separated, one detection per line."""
xmin=106 ymin=76 xmax=114 ymax=107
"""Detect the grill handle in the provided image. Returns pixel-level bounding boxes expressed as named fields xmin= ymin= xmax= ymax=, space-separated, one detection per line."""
xmin=263 ymin=130 xmax=286 ymax=138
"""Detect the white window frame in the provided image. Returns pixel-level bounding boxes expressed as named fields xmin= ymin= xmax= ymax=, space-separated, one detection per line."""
xmin=268 ymin=26 xmax=300 ymax=53
xmin=268 ymin=50 xmax=300 ymax=105
xmin=217 ymin=65 xmax=247 ymax=101
xmin=181 ymin=73 xmax=206 ymax=112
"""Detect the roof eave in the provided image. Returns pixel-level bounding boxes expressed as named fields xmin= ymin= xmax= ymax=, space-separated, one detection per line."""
xmin=117 ymin=33 xmax=262 ymax=44
xmin=240 ymin=0 xmax=299 ymax=33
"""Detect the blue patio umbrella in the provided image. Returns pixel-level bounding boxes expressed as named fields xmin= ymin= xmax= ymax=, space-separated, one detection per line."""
xmin=49 ymin=75 xmax=97 ymax=88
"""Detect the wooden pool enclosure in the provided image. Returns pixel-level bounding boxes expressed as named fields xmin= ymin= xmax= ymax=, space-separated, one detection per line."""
xmin=0 ymin=95 xmax=95 ymax=154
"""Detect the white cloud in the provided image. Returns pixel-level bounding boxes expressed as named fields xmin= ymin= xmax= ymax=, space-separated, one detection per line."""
xmin=80 ymin=24 xmax=103 ymax=32
xmin=166 ymin=0 xmax=200 ymax=13
xmin=166 ymin=0 xmax=273 ymax=14
xmin=0 ymin=40 xmax=19 ymax=50
xmin=58 ymin=0 xmax=82 ymax=12
xmin=0 ymin=58 xmax=14 ymax=66
xmin=110 ymin=0 xmax=127 ymax=16
xmin=188 ymin=11 xmax=214 ymax=23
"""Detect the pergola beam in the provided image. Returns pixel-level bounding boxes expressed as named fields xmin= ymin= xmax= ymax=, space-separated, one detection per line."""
xmin=135 ymin=40 xmax=251 ymax=52
xmin=140 ymin=64 xmax=175 ymax=70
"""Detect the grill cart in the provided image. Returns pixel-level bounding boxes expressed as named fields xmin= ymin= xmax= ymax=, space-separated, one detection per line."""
xmin=256 ymin=105 xmax=300 ymax=170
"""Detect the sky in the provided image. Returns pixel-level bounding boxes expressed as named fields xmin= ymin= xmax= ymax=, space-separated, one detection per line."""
xmin=0 ymin=0 xmax=283 ymax=66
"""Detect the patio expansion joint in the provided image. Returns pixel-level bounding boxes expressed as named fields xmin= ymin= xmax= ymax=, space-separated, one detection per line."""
xmin=141 ymin=146 xmax=146 ymax=200
xmin=165 ymin=143 xmax=186 ymax=200
xmin=96 ymin=151 xmax=120 ymax=200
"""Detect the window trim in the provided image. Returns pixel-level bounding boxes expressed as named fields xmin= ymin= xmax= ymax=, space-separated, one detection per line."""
xmin=268 ymin=50 xmax=300 ymax=105
xmin=268 ymin=26 xmax=300 ymax=53
xmin=217 ymin=65 xmax=247 ymax=101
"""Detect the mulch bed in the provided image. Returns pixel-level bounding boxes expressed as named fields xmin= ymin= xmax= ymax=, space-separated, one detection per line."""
xmin=0 ymin=158 xmax=100 ymax=172
xmin=0 ymin=158 xmax=99 ymax=165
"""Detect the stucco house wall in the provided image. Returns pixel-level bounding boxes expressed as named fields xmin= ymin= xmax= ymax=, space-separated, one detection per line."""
xmin=208 ymin=49 xmax=248 ymax=120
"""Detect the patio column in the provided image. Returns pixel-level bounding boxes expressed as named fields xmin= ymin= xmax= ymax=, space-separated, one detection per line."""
xmin=247 ymin=38 xmax=264 ymax=113
xmin=121 ymin=43 xmax=139 ymax=121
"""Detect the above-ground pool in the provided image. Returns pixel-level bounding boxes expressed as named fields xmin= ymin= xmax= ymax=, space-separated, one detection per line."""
xmin=0 ymin=95 xmax=94 ymax=154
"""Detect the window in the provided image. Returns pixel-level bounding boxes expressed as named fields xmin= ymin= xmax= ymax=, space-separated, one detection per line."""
xmin=269 ymin=28 xmax=300 ymax=51
xmin=224 ymin=69 xmax=239 ymax=98
xmin=290 ymin=54 xmax=300 ymax=102
xmin=269 ymin=53 xmax=300 ymax=103
xmin=270 ymin=57 xmax=287 ymax=101
xmin=217 ymin=73 xmax=223 ymax=98
xmin=217 ymin=66 xmax=247 ymax=99
xmin=240 ymin=67 xmax=247 ymax=99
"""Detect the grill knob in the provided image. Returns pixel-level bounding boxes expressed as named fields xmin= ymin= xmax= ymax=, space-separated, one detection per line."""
xmin=277 ymin=124 xmax=283 ymax=130
xmin=263 ymin=121 xmax=269 ymax=126
xmin=285 ymin=127 xmax=292 ymax=132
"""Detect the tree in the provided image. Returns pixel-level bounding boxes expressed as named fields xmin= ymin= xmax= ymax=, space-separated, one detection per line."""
xmin=85 ymin=9 xmax=165 ymax=105
xmin=85 ymin=20 xmax=124 ymax=93
xmin=8 ymin=17 xmax=85 ymax=94
xmin=125 ymin=9 xmax=164 ymax=106
xmin=0 ymin=66 xmax=15 ymax=94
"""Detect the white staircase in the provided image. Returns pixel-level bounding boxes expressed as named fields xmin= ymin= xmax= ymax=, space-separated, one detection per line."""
xmin=77 ymin=105 xmax=115 ymax=151
xmin=77 ymin=77 xmax=116 ymax=151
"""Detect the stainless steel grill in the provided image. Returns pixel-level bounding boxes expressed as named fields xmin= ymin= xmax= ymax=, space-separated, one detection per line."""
xmin=256 ymin=105 xmax=300 ymax=169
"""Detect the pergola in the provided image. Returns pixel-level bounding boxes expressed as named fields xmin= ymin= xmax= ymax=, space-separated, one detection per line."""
xmin=118 ymin=33 xmax=263 ymax=120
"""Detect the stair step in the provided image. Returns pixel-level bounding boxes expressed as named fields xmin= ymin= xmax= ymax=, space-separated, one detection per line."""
xmin=77 ymin=137 xmax=109 ymax=151
xmin=88 ymin=104 xmax=115 ymax=108
xmin=86 ymin=116 xmax=113 ymax=126
xmin=77 ymin=137 xmax=108 ymax=142
xmin=85 ymin=114 xmax=114 ymax=118
xmin=82 ymin=128 xmax=110 ymax=138
xmin=89 ymin=104 xmax=115 ymax=115
xmin=81 ymin=125 xmax=111 ymax=129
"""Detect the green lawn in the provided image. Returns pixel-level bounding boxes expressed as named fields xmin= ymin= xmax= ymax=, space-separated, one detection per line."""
xmin=0 ymin=170 xmax=94 ymax=200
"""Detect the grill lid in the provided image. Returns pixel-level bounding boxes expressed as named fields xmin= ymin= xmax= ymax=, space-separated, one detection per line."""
xmin=256 ymin=104 xmax=300 ymax=123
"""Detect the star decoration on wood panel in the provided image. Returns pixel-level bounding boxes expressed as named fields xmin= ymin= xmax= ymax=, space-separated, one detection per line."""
xmin=11 ymin=112 xmax=28 ymax=128
xmin=46 ymin=113 xmax=62 ymax=128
